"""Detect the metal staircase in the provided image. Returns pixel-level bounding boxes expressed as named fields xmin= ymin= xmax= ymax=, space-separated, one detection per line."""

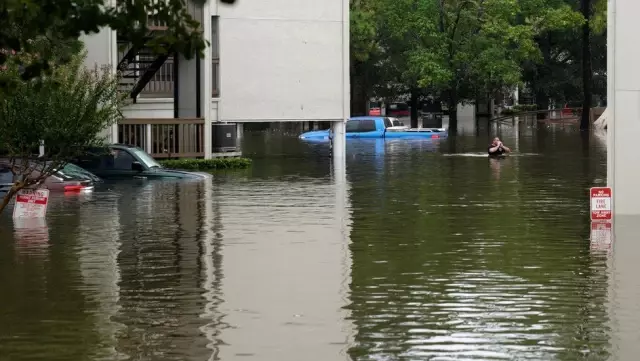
xmin=117 ymin=26 xmax=174 ymax=101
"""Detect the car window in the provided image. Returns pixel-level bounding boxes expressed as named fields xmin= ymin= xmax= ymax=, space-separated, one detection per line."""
xmin=392 ymin=120 xmax=404 ymax=126
xmin=130 ymin=148 xmax=161 ymax=168
xmin=62 ymin=163 xmax=101 ymax=181
xmin=346 ymin=121 xmax=360 ymax=133
xmin=110 ymin=149 xmax=136 ymax=170
xmin=359 ymin=120 xmax=377 ymax=132
xmin=384 ymin=118 xmax=393 ymax=128
xmin=76 ymin=152 xmax=104 ymax=170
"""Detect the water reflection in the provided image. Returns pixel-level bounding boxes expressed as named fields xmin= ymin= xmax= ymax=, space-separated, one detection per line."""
xmin=0 ymin=122 xmax=614 ymax=360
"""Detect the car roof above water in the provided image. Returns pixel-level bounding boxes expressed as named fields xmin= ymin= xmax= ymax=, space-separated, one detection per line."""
xmin=350 ymin=116 xmax=383 ymax=121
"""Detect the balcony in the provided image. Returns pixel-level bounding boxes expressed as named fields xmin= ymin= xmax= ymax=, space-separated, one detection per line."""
xmin=119 ymin=118 xmax=205 ymax=158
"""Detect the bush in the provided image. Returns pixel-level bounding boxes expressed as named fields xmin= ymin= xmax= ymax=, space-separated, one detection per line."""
xmin=512 ymin=104 xmax=537 ymax=112
xmin=159 ymin=157 xmax=252 ymax=170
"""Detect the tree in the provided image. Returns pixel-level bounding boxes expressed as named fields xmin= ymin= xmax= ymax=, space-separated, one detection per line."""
xmin=0 ymin=0 xmax=236 ymax=89
xmin=0 ymin=51 xmax=126 ymax=214
xmin=375 ymin=0 xmax=581 ymax=131
xmin=580 ymin=0 xmax=593 ymax=130
xmin=351 ymin=0 xmax=381 ymax=116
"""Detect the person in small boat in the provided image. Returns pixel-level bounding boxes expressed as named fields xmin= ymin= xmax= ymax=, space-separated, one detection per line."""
xmin=488 ymin=137 xmax=511 ymax=156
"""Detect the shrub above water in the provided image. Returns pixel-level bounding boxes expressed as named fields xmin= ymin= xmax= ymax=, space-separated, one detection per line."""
xmin=159 ymin=158 xmax=252 ymax=170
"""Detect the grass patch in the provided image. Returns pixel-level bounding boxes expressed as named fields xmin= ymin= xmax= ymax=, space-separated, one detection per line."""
xmin=159 ymin=157 xmax=252 ymax=170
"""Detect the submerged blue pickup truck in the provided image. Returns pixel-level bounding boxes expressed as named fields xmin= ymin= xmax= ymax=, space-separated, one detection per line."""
xmin=298 ymin=116 xmax=447 ymax=141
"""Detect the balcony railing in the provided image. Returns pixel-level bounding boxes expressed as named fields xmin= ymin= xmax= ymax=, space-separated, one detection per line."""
xmin=118 ymin=118 xmax=205 ymax=158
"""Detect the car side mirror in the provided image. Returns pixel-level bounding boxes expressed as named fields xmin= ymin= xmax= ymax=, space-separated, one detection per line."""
xmin=132 ymin=161 xmax=143 ymax=172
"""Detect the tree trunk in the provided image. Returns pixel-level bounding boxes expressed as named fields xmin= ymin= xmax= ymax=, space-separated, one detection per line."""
xmin=580 ymin=0 xmax=593 ymax=130
xmin=350 ymin=62 xmax=369 ymax=116
xmin=535 ymin=90 xmax=550 ymax=120
xmin=0 ymin=187 xmax=17 ymax=214
xmin=447 ymin=89 xmax=458 ymax=134
xmin=409 ymin=88 xmax=420 ymax=128
xmin=448 ymin=105 xmax=458 ymax=134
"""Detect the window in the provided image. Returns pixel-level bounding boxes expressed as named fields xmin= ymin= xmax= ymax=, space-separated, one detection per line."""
xmin=359 ymin=120 xmax=377 ymax=132
xmin=384 ymin=118 xmax=393 ymax=128
xmin=106 ymin=150 xmax=136 ymax=170
xmin=346 ymin=121 xmax=360 ymax=133
xmin=346 ymin=119 xmax=378 ymax=133
xmin=60 ymin=163 xmax=101 ymax=182
xmin=211 ymin=16 xmax=220 ymax=97
xmin=131 ymin=148 xmax=161 ymax=169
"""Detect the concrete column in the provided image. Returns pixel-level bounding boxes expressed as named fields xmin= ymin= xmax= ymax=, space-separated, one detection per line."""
xmin=331 ymin=121 xmax=346 ymax=162
xmin=236 ymin=123 xmax=243 ymax=140
xmin=607 ymin=0 xmax=615 ymax=191
xmin=202 ymin=4 xmax=213 ymax=159
xmin=608 ymin=0 xmax=640 ymax=215
xmin=607 ymin=2 xmax=640 ymax=359
xmin=334 ymin=0 xmax=349 ymax=166
xmin=607 ymin=215 xmax=640 ymax=359
xmin=177 ymin=55 xmax=198 ymax=118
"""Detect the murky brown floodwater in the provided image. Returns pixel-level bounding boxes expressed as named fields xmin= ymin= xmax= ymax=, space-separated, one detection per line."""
xmin=0 ymin=119 xmax=611 ymax=360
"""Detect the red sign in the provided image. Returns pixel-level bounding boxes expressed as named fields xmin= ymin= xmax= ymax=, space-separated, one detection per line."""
xmin=369 ymin=108 xmax=381 ymax=116
xmin=590 ymin=187 xmax=612 ymax=221
xmin=13 ymin=189 xmax=50 ymax=219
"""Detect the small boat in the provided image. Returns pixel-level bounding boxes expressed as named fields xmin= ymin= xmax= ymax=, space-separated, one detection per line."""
xmin=299 ymin=116 xmax=447 ymax=141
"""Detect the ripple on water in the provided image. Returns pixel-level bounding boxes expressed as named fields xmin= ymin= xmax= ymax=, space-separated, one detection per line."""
xmin=0 ymin=130 xmax=611 ymax=361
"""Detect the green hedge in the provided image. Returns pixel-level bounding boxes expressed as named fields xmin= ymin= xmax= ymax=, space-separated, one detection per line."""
xmin=512 ymin=104 xmax=537 ymax=112
xmin=159 ymin=157 xmax=252 ymax=170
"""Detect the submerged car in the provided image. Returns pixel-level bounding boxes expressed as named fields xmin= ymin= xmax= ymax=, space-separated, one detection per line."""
xmin=386 ymin=117 xmax=410 ymax=131
xmin=299 ymin=116 xmax=447 ymax=142
xmin=0 ymin=159 xmax=97 ymax=194
xmin=72 ymin=144 xmax=211 ymax=180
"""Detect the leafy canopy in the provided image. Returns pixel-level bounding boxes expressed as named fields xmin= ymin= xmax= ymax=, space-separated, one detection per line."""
xmin=351 ymin=0 xmax=585 ymax=120
xmin=0 ymin=50 xmax=126 ymax=213
xmin=0 ymin=0 xmax=236 ymax=88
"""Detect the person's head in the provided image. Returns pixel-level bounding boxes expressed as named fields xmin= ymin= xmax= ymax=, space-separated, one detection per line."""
xmin=492 ymin=137 xmax=501 ymax=146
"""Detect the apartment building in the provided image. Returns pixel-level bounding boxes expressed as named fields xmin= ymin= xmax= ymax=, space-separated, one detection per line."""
xmin=83 ymin=0 xmax=350 ymax=158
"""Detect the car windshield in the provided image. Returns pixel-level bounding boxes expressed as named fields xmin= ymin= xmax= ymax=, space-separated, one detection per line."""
xmin=130 ymin=147 xmax=163 ymax=169
xmin=59 ymin=163 xmax=100 ymax=181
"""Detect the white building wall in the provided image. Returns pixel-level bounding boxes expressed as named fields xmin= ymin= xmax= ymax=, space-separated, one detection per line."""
xmin=215 ymin=0 xmax=349 ymax=122
xmin=82 ymin=0 xmax=349 ymax=135
xmin=608 ymin=1 xmax=640 ymax=360
xmin=609 ymin=0 xmax=640 ymax=215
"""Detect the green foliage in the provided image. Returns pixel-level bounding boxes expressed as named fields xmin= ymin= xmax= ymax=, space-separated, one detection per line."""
xmin=350 ymin=0 xmax=595 ymax=126
xmin=591 ymin=0 xmax=606 ymax=34
xmin=0 ymin=51 xmax=126 ymax=213
xmin=0 ymin=0 xmax=236 ymax=88
xmin=159 ymin=157 xmax=252 ymax=170
xmin=513 ymin=104 xmax=537 ymax=111
xmin=351 ymin=0 xmax=379 ymax=63
xmin=520 ymin=0 xmax=605 ymax=112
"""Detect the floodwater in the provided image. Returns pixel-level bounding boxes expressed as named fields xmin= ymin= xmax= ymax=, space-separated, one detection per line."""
xmin=0 ymin=119 xmax=614 ymax=361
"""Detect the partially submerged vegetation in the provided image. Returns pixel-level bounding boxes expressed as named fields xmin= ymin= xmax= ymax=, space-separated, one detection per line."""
xmin=159 ymin=158 xmax=252 ymax=171
xmin=0 ymin=51 xmax=125 ymax=214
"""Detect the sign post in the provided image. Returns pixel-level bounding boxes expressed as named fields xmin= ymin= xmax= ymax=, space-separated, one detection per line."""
xmin=12 ymin=189 xmax=50 ymax=219
xmin=590 ymin=187 xmax=612 ymax=221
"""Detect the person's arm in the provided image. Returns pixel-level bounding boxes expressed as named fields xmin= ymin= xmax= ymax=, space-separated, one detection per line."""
xmin=489 ymin=144 xmax=501 ymax=153
xmin=501 ymin=144 xmax=511 ymax=153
